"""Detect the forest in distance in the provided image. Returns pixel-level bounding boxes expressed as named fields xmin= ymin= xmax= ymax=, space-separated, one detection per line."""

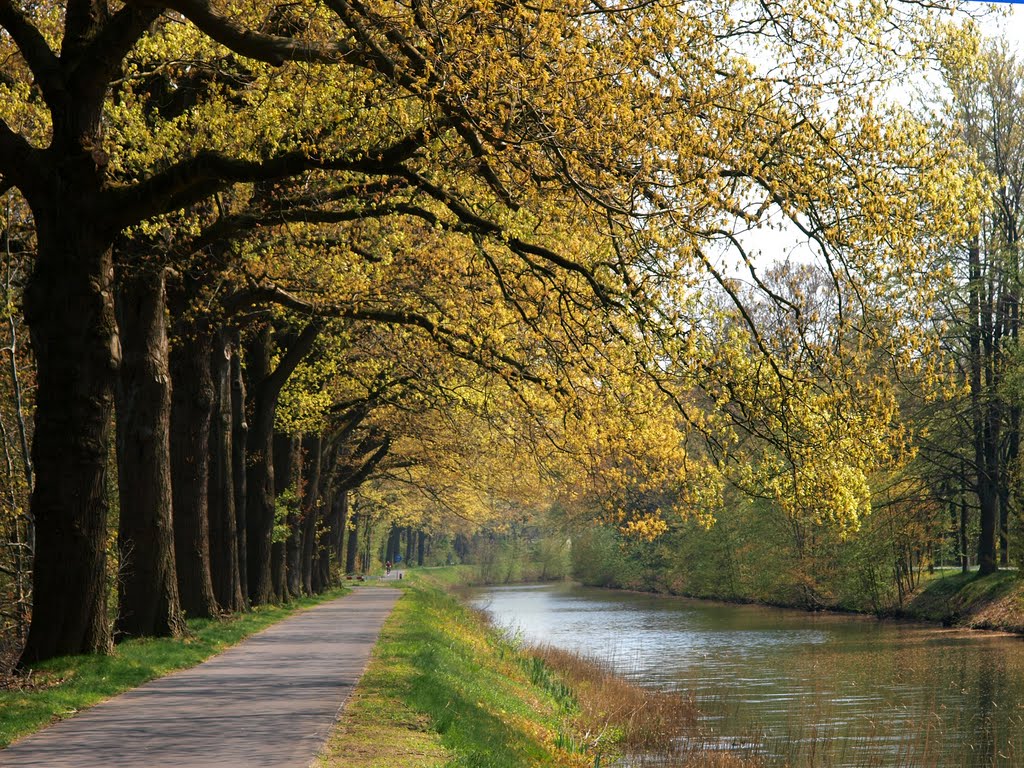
xmin=1 ymin=0 xmax=1024 ymax=673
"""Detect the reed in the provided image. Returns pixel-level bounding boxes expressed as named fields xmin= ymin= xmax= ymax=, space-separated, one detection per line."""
xmin=527 ymin=644 xmax=766 ymax=767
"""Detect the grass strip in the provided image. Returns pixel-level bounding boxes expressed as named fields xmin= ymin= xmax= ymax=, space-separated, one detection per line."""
xmin=320 ymin=570 xmax=584 ymax=768
xmin=0 ymin=586 xmax=349 ymax=747
xmin=322 ymin=569 xmax=762 ymax=768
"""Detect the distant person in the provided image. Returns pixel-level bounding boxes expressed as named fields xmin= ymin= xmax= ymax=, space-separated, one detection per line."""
xmin=385 ymin=560 xmax=392 ymax=575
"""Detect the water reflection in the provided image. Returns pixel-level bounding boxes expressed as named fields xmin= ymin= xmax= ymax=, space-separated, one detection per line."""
xmin=468 ymin=583 xmax=1024 ymax=767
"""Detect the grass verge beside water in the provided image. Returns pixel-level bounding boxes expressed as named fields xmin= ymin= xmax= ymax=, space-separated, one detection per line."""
xmin=0 ymin=586 xmax=349 ymax=747
xmin=319 ymin=568 xmax=759 ymax=768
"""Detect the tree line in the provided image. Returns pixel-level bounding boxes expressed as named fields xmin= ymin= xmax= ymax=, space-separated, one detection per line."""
xmin=0 ymin=0 xmax=999 ymax=668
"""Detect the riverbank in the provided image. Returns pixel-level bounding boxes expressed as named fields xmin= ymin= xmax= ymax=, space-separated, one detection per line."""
xmin=319 ymin=568 xmax=760 ymax=768
xmin=580 ymin=564 xmax=1024 ymax=635
xmin=898 ymin=569 xmax=1024 ymax=632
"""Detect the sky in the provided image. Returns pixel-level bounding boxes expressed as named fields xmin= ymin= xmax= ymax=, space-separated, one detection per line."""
xmin=983 ymin=4 xmax=1024 ymax=50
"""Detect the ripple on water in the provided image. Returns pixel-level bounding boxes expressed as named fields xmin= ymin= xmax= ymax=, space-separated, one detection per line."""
xmin=469 ymin=583 xmax=1024 ymax=767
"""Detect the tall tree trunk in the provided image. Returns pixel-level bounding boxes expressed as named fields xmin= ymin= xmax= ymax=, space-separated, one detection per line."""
xmin=231 ymin=329 xmax=249 ymax=606
xmin=405 ymin=526 xmax=414 ymax=566
xmin=301 ymin=434 xmax=322 ymax=595
xmin=245 ymin=325 xmax=276 ymax=604
xmin=970 ymin=235 xmax=999 ymax=575
xmin=960 ymin=492 xmax=970 ymax=574
xmin=20 ymin=216 xmax=116 ymax=665
xmin=113 ymin=265 xmax=185 ymax=640
xmin=314 ymin=489 xmax=336 ymax=593
xmin=335 ymin=490 xmax=349 ymax=565
xmin=245 ymin=322 xmax=319 ymax=604
xmin=417 ymin=530 xmax=426 ymax=567
xmin=385 ymin=525 xmax=399 ymax=566
xmin=322 ymin=488 xmax=348 ymax=588
xmin=169 ymin=318 xmax=220 ymax=618
xmin=276 ymin=432 xmax=301 ymax=600
xmin=209 ymin=329 xmax=244 ymax=612
xmin=346 ymin=510 xmax=360 ymax=574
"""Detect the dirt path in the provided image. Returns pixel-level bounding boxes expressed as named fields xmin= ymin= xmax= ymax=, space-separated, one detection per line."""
xmin=0 ymin=587 xmax=401 ymax=767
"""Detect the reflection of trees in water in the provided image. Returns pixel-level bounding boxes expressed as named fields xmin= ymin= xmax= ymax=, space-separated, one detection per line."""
xmin=476 ymin=584 xmax=1024 ymax=766
xmin=973 ymin=643 xmax=1013 ymax=765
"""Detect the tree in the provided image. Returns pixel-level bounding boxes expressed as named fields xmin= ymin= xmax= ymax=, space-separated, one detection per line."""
xmin=920 ymin=41 xmax=1024 ymax=575
xmin=0 ymin=0 xmax=984 ymax=664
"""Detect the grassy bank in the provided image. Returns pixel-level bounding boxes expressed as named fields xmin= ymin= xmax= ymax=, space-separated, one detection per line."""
xmin=0 ymin=586 xmax=348 ymax=747
xmin=320 ymin=568 xmax=759 ymax=768
xmin=900 ymin=570 xmax=1024 ymax=631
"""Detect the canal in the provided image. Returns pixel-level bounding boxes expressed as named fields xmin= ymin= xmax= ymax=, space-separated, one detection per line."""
xmin=467 ymin=582 xmax=1024 ymax=767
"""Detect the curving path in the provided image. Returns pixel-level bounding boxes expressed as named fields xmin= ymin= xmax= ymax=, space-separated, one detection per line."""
xmin=0 ymin=587 xmax=401 ymax=768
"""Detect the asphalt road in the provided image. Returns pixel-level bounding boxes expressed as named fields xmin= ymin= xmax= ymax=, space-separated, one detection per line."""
xmin=0 ymin=587 xmax=401 ymax=767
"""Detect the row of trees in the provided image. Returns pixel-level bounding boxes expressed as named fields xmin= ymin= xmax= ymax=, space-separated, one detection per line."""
xmin=0 ymin=0 xmax=1000 ymax=667
xmin=568 ymin=38 xmax=1024 ymax=608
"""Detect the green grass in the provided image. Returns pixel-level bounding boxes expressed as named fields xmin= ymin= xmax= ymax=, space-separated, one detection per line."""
xmin=904 ymin=570 xmax=1020 ymax=625
xmin=321 ymin=569 xmax=584 ymax=768
xmin=1 ymin=587 xmax=349 ymax=747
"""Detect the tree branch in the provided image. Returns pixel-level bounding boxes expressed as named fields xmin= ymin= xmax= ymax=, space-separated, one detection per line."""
xmin=266 ymin=321 xmax=321 ymax=393
xmin=400 ymin=169 xmax=619 ymax=307
xmin=149 ymin=0 xmax=357 ymax=66
xmin=77 ymin=5 xmax=164 ymax=90
xmin=105 ymin=127 xmax=434 ymax=230
xmin=0 ymin=0 xmax=63 ymax=107
xmin=0 ymin=117 xmax=43 ymax=200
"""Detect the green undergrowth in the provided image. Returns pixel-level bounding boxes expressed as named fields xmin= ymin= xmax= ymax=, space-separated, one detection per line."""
xmin=320 ymin=569 xmax=588 ymax=768
xmin=0 ymin=586 xmax=349 ymax=747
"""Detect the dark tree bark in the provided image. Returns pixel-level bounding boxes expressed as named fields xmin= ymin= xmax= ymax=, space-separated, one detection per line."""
xmin=113 ymin=265 xmax=185 ymax=640
xmin=231 ymin=329 xmax=249 ymax=606
xmin=385 ymin=525 xmax=401 ymax=567
xmin=169 ymin=311 xmax=220 ymax=618
xmin=209 ymin=329 xmax=244 ymax=612
xmin=12 ymin=0 xmax=166 ymax=669
xmin=335 ymin=490 xmax=349 ymax=566
xmin=276 ymin=432 xmax=300 ymax=600
xmin=404 ymin=525 xmax=414 ymax=566
xmin=245 ymin=322 xmax=320 ymax=604
xmin=346 ymin=510 xmax=361 ymax=574
xmin=301 ymin=434 xmax=322 ymax=594
xmin=245 ymin=326 xmax=276 ymax=604
xmin=314 ymin=441 xmax=342 ymax=592
xmin=417 ymin=530 xmax=426 ymax=567
xmin=19 ymin=214 xmax=117 ymax=664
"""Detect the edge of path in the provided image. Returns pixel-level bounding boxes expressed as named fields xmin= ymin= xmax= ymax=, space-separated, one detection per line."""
xmin=0 ymin=584 xmax=402 ymax=767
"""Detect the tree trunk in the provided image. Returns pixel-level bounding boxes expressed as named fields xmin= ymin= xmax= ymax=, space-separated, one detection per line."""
xmin=246 ymin=326 xmax=276 ymax=605
xmin=113 ymin=265 xmax=185 ymax=640
xmin=301 ymin=434 xmax=322 ymax=595
xmin=209 ymin=329 xmax=244 ymax=612
xmin=276 ymin=432 xmax=301 ymax=600
xmin=335 ymin=490 xmax=349 ymax=565
xmin=385 ymin=525 xmax=400 ymax=566
xmin=231 ymin=329 xmax=249 ymax=606
xmin=169 ymin=318 xmax=220 ymax=618
xmin=245 ymin=322 xmax=319 ymax=604
xmin=969 ymin=235 xmax=999 ymax=576
xmin=20 ymin=215 xmax=116 ymax=665
xmin=417 ymin=530 xmax=426 ymax=567
xmin=346 ymin=510 xmax=360 ymax=574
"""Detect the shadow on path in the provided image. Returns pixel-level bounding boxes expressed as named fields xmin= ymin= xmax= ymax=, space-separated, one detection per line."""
xmin=0 ymin=588 xmax=401 ymax=768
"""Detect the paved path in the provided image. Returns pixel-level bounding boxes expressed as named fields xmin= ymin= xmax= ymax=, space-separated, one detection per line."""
xmin=0 ymin=587 xmax=401 ymax=768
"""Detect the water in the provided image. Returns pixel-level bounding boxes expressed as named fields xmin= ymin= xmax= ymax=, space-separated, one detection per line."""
xmin=467 ymin=582 xmax=1024 ymax=767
